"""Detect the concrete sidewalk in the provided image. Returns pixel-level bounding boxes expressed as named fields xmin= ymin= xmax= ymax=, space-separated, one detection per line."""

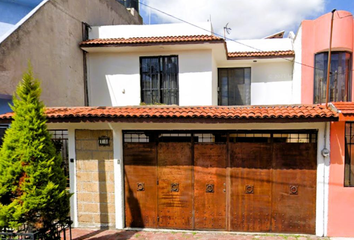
xmin=69 ymin=229 xmax=331 ymax=240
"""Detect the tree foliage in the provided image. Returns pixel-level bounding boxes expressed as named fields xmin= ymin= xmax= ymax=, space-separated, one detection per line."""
xmin=0 ymin=67 xmax=71 ymax=230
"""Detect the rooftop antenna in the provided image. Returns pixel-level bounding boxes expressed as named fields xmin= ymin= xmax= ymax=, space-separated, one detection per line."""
xmin=224 ymin=23 xmax=231 ymax=39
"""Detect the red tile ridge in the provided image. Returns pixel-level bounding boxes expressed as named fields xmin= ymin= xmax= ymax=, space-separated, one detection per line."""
xmin=0 ymin=104 xmax=338 ymax=123
xmin=228 ymin=50 xmax=295 ymax=59
xmin=80 ymin=35 xmax=224 ymax=46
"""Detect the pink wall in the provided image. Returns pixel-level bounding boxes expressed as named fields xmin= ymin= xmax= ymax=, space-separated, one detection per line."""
xmin=328 ymin=119 xmax=354 ymax=236
xmin=301 ymin=11 xmax=354 ymax=104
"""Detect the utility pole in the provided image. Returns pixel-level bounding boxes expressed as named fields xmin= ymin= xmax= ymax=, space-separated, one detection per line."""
xmin=325 ymin=9 xmax=336 ymax=107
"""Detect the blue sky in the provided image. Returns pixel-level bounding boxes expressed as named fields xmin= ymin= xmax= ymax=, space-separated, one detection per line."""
xmin=139 ymin=0 xmax=354 ymax=39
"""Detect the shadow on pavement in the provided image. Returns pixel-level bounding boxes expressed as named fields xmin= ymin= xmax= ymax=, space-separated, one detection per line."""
xmin=72 ymin=230 xmax=139 ymax=240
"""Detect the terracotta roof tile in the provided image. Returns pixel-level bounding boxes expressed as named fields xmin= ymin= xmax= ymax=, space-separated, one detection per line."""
xmin=0 ymin=105 xmax=338 ymax=123
xmin=80 ymin=35 xmax=295 ymax=59
xmin=80 ymin=35 xmax=224 ymax=47
xmin=228 ymin=50 xmax=295 ymax=59
xmin=331 ymin=102 xmax=354 ymax=115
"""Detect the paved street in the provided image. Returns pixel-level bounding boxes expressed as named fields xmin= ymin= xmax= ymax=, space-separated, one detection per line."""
xmin=69 ymin=229 xmax=331 ymax=240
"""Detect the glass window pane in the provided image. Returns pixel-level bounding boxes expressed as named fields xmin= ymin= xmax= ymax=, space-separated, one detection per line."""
xmin=140 ymin=56 xmax=179 ymax=105
xmin=314 ymin=52 xmax=351 ymax=103
xmin=218 ymin=69 xmax=229 ymax=105
xmin=345 ymin=122 xmax=354 ymax=187
xmin=219 ymin=68 xmax=251 ymax=106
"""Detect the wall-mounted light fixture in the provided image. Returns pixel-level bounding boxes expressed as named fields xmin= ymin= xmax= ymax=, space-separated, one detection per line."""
xmin=98 ymin=136 xmax=110 ymax=146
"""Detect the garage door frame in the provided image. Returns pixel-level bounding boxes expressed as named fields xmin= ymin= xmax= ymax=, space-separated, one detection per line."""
xmin=123 ymin=130 xmax=318 ymax=233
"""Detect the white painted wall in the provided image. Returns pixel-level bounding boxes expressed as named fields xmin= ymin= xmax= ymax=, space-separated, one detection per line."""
xmin=48 ymin=121 xmax=329 ymax=236
xmin=87 ymin=53 xmax=140 ymax=106
xmin=87 ymin=50 xmax=214 ymax=106
xmin=292 ymin=25 xmax=303 ymax=104
xmin=90 ymin=22 xmax=212 ymax=39
xmin=179 ymin=50 xmax=213 ymax=106
xmin=226 ymin=38 xmax=293 ymax=52
xmin=212 ymin=55 xmax=218 ymax=105
xmin=251 ymin=62 xmax=293 ymax=105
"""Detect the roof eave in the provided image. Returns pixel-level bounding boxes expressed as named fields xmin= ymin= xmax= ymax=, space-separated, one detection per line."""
xmin=0 ymin=116 xmax=338 ymax=124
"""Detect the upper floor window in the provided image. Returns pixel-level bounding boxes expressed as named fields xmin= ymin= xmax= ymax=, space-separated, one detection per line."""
xmin=345 ymin=122 xmax=354 ymax=187
xmin=140 ymin=56 xmax=178 ymax=105
xmin=218 ymin=68 xmax=251 ymax=106
xmin=314 ymin=52 xmax=351 ymax=104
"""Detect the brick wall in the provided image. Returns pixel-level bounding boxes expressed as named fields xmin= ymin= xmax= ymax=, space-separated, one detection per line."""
xmin=75 ymin=130 xmax=115 ymax=228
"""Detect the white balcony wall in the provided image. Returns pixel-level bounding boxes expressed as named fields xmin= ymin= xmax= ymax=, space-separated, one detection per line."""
xmin=87 ymin=50 xmax=214 ymax=106
xmin=251 ymin=62 xmax=293 ymax=105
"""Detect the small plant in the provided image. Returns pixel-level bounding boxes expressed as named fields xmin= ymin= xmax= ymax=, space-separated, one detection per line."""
xmin=0 ymin=66 xmax=71 ymax=232
xmin=140 ymin=102 xmax=167 ymax=106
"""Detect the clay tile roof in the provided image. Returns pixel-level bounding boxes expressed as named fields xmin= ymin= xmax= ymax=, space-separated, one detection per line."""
xmin=331 ymin=102 xmax=354 ymax=115
xmin=80 ymin=35 xmax=225 ymax=47
xmin=0 ymin=105 xmax=338 ymax=123
xmin=228 ymin=50 xmax=295 ymax=59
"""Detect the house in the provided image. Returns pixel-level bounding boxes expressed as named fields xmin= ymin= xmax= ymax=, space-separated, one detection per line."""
xmin=0 ymin=0 xmax=142 ymax=113
xmin=0 ymin=0 xmax=142 ymax=191
xmin=1 ymin=9 xmax=354 ymax=237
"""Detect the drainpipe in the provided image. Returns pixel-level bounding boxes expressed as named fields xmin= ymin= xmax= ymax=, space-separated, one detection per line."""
xmin=325 ymin=9 xmax=336 ymax=107
xmin=82 ymin=22 xmax=91 ymax=106
xmin=322 ymin=122 xmax=329 ymax=236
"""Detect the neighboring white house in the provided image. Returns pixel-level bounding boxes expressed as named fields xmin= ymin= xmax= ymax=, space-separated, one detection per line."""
xmin=82 ymin=22 xmax=296 ymax=107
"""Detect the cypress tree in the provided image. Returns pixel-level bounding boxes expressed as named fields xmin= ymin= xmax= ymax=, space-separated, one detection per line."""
xmin=0 ymin=67 xmax=71 ymax=231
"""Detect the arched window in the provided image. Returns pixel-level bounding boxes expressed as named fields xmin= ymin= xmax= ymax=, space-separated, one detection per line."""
xmin=314 ymin=52 xmax=351 ymax=104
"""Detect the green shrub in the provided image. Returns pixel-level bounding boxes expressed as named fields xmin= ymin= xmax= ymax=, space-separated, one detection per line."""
xmin=0 ymin=67 xmax=71 ymax=230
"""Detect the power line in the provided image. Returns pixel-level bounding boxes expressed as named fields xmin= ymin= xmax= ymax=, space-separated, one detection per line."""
xmin=48 ymin=0 xmax=85 ymax=24
xmin=139 ymin=1 xmax=349 ymax=72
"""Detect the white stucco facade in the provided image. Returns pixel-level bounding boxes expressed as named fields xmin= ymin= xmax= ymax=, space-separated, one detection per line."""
xmin=85 ymin=47 xmax=295 ymax=107
xmin=84 ymin=22 xmax=299 ymax=107
xmin=292 ymin=25 xmax=303 ymax=104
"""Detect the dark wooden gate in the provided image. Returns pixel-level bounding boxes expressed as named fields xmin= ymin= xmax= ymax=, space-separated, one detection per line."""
xmin=230 ymin=142 xmax=272 ymax=232
xmin=124 ymin=142 xmax=157 ymax=228
xmin=123 ymin=131 xmax=317 ymax=234
xmin=157 ymin=142 xmax=193 ymax=229
xmin=194 ymin=143 xmax=227 ymax=230
xmin=271 ymin=143 xmax=317 ymax=234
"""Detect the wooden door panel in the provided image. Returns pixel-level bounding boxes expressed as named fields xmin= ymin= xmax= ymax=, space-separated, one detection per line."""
xmin=157 ymin=142 xmax=193 ymax=229
xmin=230 ymin=143 xmax=272 ymax=232
xmin=124 ymin=143 xmax=157 ymax=228
xmin=194 ymin=143 xmax=227 ymax=230
xmin=272 ymin=143 xmax=317 ymax=234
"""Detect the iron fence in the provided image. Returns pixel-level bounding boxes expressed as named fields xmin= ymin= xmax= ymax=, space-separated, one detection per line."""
xmin=0 ymin=218 xmax=72 ymax=240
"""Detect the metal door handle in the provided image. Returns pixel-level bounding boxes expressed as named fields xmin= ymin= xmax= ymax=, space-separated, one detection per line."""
xmin=171 ymin=183 xmax=179 ymax=192
xmin=206 ymin=184 xmax=214 ymax=193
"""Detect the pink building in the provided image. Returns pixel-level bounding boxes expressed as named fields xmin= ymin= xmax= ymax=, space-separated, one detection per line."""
xmin=296 ymin=11 xmax=354 ymax=237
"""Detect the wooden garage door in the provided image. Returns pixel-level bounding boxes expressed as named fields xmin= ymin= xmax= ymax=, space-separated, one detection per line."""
xmin=123 ymin=131 xmax=317 ymax=234
xmin=124 ymin=142 xmax=157 ymax=228
xmin=271 ymin=142 xmax=317 ymax=234
xmin=194 ymin=143 xmax=227 ymax=230
xmin=230 ymin=142 xmax=272 ymax=232
xmin=157 ymin=142 xmax=193 ymax=229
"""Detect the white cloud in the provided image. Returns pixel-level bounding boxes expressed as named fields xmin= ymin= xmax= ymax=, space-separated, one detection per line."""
xmin=140 ymin=0 xmax=325 ymax=39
